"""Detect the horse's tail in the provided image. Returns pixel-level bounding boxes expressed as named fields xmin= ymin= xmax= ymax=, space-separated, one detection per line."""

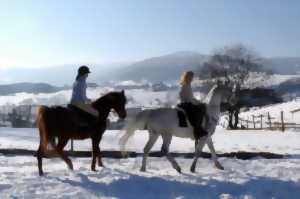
xmin=119 ymin=109 xmax=150 ymax=154
xmin=36 ymin=105 xmax=56 ymax=152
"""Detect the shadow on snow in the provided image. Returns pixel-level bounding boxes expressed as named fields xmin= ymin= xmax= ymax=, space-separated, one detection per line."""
xmin=49 ymin=169 xmax=300 ymax=199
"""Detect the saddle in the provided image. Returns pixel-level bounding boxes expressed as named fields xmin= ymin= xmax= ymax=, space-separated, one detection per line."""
xmin=174 ymin=102 xmax=209 ymax=138
xmin=67 ymin=104 xmax=98 ymax=136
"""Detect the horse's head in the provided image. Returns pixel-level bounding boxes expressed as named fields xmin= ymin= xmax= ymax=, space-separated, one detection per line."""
xmin=93 ymin=90 xmax=127 ymax=120
xmin=214 ymin=82 xmax=237 ymax=105
xmin=108 ymin=90 xmax=127 ymax=119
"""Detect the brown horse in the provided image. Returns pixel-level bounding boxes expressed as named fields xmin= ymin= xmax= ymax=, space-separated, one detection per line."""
xmin=36 ymin=90 xmax=127 ymax=176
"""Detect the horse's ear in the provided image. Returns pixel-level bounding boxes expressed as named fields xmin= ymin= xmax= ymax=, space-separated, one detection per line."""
xmin=121 ymin=90 xmax=125 ymax=95
xmin=224 ymin=80 xmax=230 ymax=86
xmin=215 ymin=79 xmax=222 ymax=86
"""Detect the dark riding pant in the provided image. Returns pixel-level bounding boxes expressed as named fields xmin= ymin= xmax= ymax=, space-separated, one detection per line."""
xmin=177 ymin=102 xmax=208 ymax=139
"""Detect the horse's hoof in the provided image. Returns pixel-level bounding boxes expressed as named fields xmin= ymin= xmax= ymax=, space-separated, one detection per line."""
xmin=39 ymin=171 xmax=44 ymax=176
xmin=215 ymin=162 xmax=224 ymax=170
xmin=98 ymin=162 xmax=104 ymax=167
xmin=190 ymin=165 xmax=196 ymax=173
xmin=177 ymin=168 xmax=182 ymax=174
xmin=140 ymin=168 xmax=146 ymax=172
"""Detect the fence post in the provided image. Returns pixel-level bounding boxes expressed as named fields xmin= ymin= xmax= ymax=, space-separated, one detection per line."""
xmin=281 ymin=111 xmax=285 ymax=132
xmin=70 ymin=139 xmax=74 ymax=151
xmin=260 ymin=114 xmax=263 ymax=129
xmin=252 ymin=115 xmax=255 ymax=129
xmin=268 ymin=112 xmax=272 ymax=130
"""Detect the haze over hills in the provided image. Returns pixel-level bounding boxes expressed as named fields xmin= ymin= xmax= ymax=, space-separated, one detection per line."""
xmin=0 ymin=51 xmax=299 ymax=87
xmin=0 ymin=83 xmax=68 ymax=96
xmin=0 ymin=63 xmax=129 ymax=86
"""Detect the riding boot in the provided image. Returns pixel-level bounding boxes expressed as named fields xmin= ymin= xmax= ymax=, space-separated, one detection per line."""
xmin=193 ymin=123 xmax=208 ymax=140
xmin=193 ymin=128 xmax=200 ymax=140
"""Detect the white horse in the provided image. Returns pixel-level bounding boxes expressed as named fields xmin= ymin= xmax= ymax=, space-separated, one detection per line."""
xmin=120 ymin=83 xmax=235 ymax=173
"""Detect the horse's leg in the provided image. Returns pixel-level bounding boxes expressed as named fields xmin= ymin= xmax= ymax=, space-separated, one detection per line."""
xmin=37 ymin=141 xmax=44 ymax=176
xmin=55 ymin=137 xmax=73 ymax=170
xmin=190 ymin=135 xmax=208 ymax=173
xmin=97 ymin=139 xmax=103 ymax=167
xmin=141 ymin=131 xmax=159 ymax=172
xmin=206 ymin=137 xmax=224 ymax=170
xmin=161 ymin=134 xmax=181 ymax=173
xmin=91 ymin=137 xmax=102 ymax=171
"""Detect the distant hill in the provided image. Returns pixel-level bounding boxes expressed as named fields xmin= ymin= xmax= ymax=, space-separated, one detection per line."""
xmin=263 ymin=57 xmax=300 ymax=75
xmin=0 ymin=83 xmax=69 ymax=96
xmin=275 ymin=77 xmax=300 ymax=96
xmin=113 ymin=51 xmax=206 ymax=82
xmin=109 ymin=52 xmax=300 ymax=82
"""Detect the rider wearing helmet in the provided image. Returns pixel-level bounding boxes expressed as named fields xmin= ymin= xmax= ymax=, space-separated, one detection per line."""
xmin=70 ymin=65 xmax=99 ymax=118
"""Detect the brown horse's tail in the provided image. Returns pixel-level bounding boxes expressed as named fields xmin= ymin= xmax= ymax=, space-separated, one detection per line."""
xmin=37 ymin=105 xmax=56 ymax=152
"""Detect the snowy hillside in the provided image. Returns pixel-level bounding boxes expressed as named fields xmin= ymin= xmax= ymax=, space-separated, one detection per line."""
xmin=2 ymin=73 xmax=299 ymax=107
xmin=0 ymin=87 xmax=180 ymax=109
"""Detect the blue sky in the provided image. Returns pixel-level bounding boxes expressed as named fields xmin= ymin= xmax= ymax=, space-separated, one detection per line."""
xmin=0 ymin=0 xmax=300 ymax=69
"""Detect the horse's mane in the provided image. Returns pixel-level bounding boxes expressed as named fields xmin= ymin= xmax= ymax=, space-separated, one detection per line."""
xmin=93 ymin=91 xmax=112 ymax=103
xmin=92 ymin=91 xmax=125 ymax=107
xmin=204 ymin=84 xmax=218 ymax=104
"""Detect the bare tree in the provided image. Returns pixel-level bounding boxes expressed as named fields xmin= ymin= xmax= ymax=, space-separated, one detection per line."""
xmin=200 ymin=44 xmax=264 ymax=86
xmin=200 ymin=44 xmax=267 ymax=129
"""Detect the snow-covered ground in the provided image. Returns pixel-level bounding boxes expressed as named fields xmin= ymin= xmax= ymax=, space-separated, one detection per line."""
xmin=1 ymin=127 xmax=300 ymax=199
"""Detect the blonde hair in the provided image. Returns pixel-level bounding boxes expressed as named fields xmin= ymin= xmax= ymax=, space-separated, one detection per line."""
xmin=179 ymin=71 xmax=194 ymax=86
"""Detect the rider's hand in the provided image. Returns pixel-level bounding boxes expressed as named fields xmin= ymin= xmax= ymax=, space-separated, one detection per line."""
xmin=86 ymin=99 xmax=92 ymax=104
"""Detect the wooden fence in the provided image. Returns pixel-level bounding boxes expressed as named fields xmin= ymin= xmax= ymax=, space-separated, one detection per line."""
xmin=237 ymin=108 xmax=300 ymax=132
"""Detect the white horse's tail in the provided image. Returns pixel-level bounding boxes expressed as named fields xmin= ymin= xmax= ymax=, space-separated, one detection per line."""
xmin=119 ymin=110 xmax=150 ymax=154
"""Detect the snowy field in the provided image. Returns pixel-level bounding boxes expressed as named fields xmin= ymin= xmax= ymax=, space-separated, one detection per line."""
xmin=1 ymin=127 xmax=300 ymax=199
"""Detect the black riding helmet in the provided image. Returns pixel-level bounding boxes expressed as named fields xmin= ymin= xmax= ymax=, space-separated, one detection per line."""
xmin=76 ymin=65 xmax=91 ymax=80
xmin=78 ymin=65 xmax=91 ymax=76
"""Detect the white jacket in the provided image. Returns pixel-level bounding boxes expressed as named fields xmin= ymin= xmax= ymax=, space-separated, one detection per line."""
xmin=178 ymin=84 xmax=199 ymax=104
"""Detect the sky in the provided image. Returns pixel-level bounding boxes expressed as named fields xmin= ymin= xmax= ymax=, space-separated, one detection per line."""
xmin=0 ymin=0 xmax=300 ymax=70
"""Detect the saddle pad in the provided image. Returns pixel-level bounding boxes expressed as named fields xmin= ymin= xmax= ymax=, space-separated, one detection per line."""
xmin=67 ymin=104 xmax=98 ymax=137
xmin=67 ymin=104 xmax=91 ymax=125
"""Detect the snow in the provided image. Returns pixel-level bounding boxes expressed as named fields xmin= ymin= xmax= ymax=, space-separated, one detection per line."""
xmin=1 ymin=77 xmax=300 ymax=198
xmin=1 ymin=127 xmax=300 ymax=198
